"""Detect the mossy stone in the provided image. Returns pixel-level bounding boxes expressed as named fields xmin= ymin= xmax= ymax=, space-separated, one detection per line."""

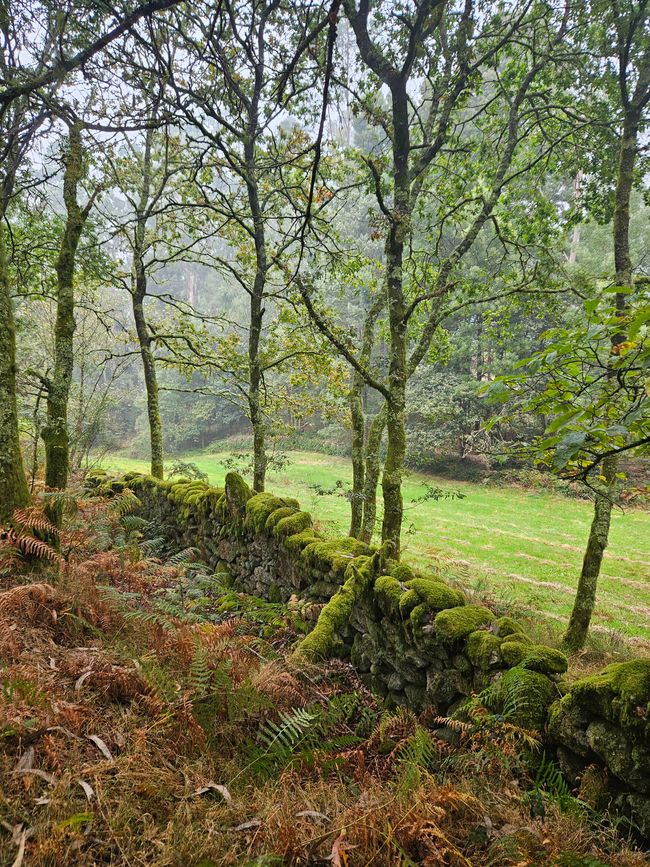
xmin=586 ymin=720 xmax=650 ymax=794
xmin=434 ymin=605 xmax=494 ymax=642
xmin=296 ymin=556 xmax=374 ymax=659
xmin=284 ymin=529 xmax=321 ymax=552
xmin=519 ymin=645 xmax=568 ymax=676
xmin=398 ymin=588 xmax=420 ymax=618
xmin=496 ymin=616 xmax=527 ymax=638
xmin=245 ymin=493 xmax=300 ymax=533
xmin=273 ymin=511 xmax=312 ymax=538
xmin=405 ymin=578 xmax=465 ymax=611
xmin=224 ymin=472 xmax=252 ymax=518
xmin=497 ymin=666 xmax=557 ymax=731
xmin=388 ymin=562 xmax=418 ymax=583
xmin=302 ymin=537 xmax=369 ymax=577
xmin=265 ymin=507 xmax=295 ymax=531
xmin=466 ymin=630 xmax=503 ymax=671
xmin=374 ymin=575 xmax=403 ymax=616
xmin=567 ymin=660 xmax=650 ymax=742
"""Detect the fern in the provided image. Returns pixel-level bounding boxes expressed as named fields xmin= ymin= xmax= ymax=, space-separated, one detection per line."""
xmin=112 ymin=489 xmax=141 ymax=517
xmin=188 ymin=643 xmax=211 ymax=699
xmin=395 ymin=725 xmax=441 ymax=793
xmin=524 ymin=752 xmax=582 ymax=818
xmin=40 ymin=490 xmax=80 ymax=519
xmin=123 ymin=608 xmax=175 ymax=630
xmin=139 ymin=536 xmax=167 ymax=556
xmin=120 ymin=515 xmax=150 ymax=533
xmin=167 ymin=547 xmax=201 ymax=566
xmin=247 ymin=708 xmax=319 ymax=779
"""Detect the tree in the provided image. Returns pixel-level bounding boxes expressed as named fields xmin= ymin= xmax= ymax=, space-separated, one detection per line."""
xmin=295 ymin=0 xmax=571 ymax=554
xmin=162 ymin=0 xmax=327 ymax=490
xmin=40 ymin=120 xmax=99 ymax=493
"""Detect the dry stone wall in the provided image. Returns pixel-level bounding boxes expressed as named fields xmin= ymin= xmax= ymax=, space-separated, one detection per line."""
xmin=92 ymin=468 xmax=650 ymax=841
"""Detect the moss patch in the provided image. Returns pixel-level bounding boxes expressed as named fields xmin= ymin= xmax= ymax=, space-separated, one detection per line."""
xmin=224 ymin=472 xmax=253 ymax=518
xmin=497 ymin=666 xmax=557 ymax=731
xmin=302 ymin=537 xmax=369 ymax=577
xmin=405 ymin=578 xmax=465 ymax=611
xmin=297 ymin=556 xmax=374 ymax=659
xmin=568 ymin=660 xmax=650 ymax=740
xmin=265 ymin=507 xmax=296 ymax=531
xmin=284 ymin=529 xmax=321 ymax=553
xmin=467 ymin=630 xmax=503 ymax=671
xmin=434 ymin=605 xmax=494 ymax=642
xmin=273 ymin=511 xmax=312 ymax=538
xmin=374 ymin=575 xmax=404 ymax=616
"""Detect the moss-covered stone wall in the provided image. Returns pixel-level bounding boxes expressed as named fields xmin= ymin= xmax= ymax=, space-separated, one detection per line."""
xmin=96 ymin=469 xmax=649 ymax=841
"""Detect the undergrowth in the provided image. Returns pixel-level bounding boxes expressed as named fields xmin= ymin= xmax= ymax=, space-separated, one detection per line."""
xmin=0 ymin=490 xmax=646 ymax=866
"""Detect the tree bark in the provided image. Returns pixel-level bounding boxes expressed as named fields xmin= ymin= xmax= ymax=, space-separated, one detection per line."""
xmin=359 ymin=405 xmax=386 ymax=543
xmin=562 ymin=41 xmax=646 ymax=647
xmin=563 ymin=457 xmax=617 ymax=651
xmin=42 ymin=122 xmax=90 ymax=493
xmin=348 ymin=375 xmax=365 ymax=538
xmin=0 ymin=222 xmax=29 ymax=521
xmin=131 ymin=126 xmax=164 ymax=479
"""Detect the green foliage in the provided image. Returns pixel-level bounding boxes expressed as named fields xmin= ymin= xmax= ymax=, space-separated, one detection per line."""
xmin=247 ymin=708 xmax=319 ymax=780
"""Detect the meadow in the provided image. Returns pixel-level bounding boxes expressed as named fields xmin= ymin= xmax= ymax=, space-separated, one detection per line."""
xmin=103 ymin=450 xmax=650 ymax=644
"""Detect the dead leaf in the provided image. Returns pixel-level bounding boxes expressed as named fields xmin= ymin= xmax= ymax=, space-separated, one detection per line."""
xmin=74 ymin=670 xmax=93 ymax=691
xmin=191 ymin=782 xmax=232 ymax=802
xmin=231 ymin=819 xmax=261 ymax=832
xmin=14 ymin=747 xmax=34 ymax=772
xmin=11 ymin=829 xmax=27 ymax=867
xmin=296 ymin=810 xmax=329 ymax=822
xmin=87 ymin=735 xmax=113 ymax=761
xmin=329 ymin=831 xmax=350 ymax=866
xmin=77 ymin=780 xmax=95 ymax=802
xmin=11 ymin=769 xmax=56 ymax=785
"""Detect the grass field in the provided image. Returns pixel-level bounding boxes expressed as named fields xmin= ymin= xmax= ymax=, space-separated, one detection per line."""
xmin=102 ymin=449 xmax=650 ymax=644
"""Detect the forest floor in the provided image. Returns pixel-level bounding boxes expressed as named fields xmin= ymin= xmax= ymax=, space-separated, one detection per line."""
xmin=1 ymin=492 xmax=648 ymax=866
xmin=102 ymin=450 xmax=650 ymax=646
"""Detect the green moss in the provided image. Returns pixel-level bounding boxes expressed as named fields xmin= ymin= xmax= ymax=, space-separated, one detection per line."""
xmin=374 ymin=575 xmax=404 ymax=616
xmin=434 ymin=605 xmax=494 ymax=642
xmin=265 ymin=507 xmax=295 ymax=531
xmin=467 ymin=630 xmax=503 ymax=671
xmin=501 ymin=637 xmax=534 ymax=667
xmin=388 ymin=562 xmax=418 ymax=583
xmin=568 ymin=660 xmax=650 ymax=739
xmin=273 ymin=511 xmax=312 ymax=538
xmin=398 ymin=588 xmax=420 ymax=617
xmin=498 ymin=666 xmax=557 ymax=731
xmin=224 ymin=472 xmax=252 ymax=518
xmin=296 ymin=556 xmax=374 ymax=659
xmin=245 ymin=493 xmax=299 ymax=533
xmin=409 ymin=603 xmax=429 ymax=629
xmin=284 ymin=529 xmax=321 ymax=552
xmin=519 ymin=645 xmax=568 ymax=676
xmin=302 ymin=537 xmax=369 ymax=577
xmin=405 ymin=578 xmax=465 ymax=611
xmin=496 ymin=616 xmax=527 ymax=638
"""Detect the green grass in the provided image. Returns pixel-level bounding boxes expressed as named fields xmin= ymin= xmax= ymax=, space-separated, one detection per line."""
xmin=101 ymin=449 xmax=650 ymax=643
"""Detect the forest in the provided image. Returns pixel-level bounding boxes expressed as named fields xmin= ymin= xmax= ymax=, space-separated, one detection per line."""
xmin=1 ymin=0 xmax=649 ymax=864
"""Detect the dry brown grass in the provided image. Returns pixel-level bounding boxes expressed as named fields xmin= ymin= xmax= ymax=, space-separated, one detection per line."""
xmin=0 ymin=498 xmax=648 ymax=866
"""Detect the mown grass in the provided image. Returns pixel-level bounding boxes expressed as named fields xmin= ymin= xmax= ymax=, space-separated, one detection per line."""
xmin=101 ymin=449 xmax=650 ymax=643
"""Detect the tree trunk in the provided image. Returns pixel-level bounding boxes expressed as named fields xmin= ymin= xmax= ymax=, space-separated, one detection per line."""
xmin=380 ymin=80 xmax=410 ymax=556
xmin=245 ymin=119 xmax=268 ymax=492
xmin=563 ymin=99 xmax=642 ymax=648
xmin=131 ymin=126 xmax=164 ymax=479
xmin=360 ymin=405 xmax=386 ymax=544
xmin=348 ymin=373 xmax=365 ymax=537
xmin=42 ymin=123 xmax=88 ymax=493
xmin=0 ymin=222 xmax=29 ymax=521
xmin=132 ymin=293 xmax=164 ymax=479
xmin=563 ymin=457 xmax=617 ymax=651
